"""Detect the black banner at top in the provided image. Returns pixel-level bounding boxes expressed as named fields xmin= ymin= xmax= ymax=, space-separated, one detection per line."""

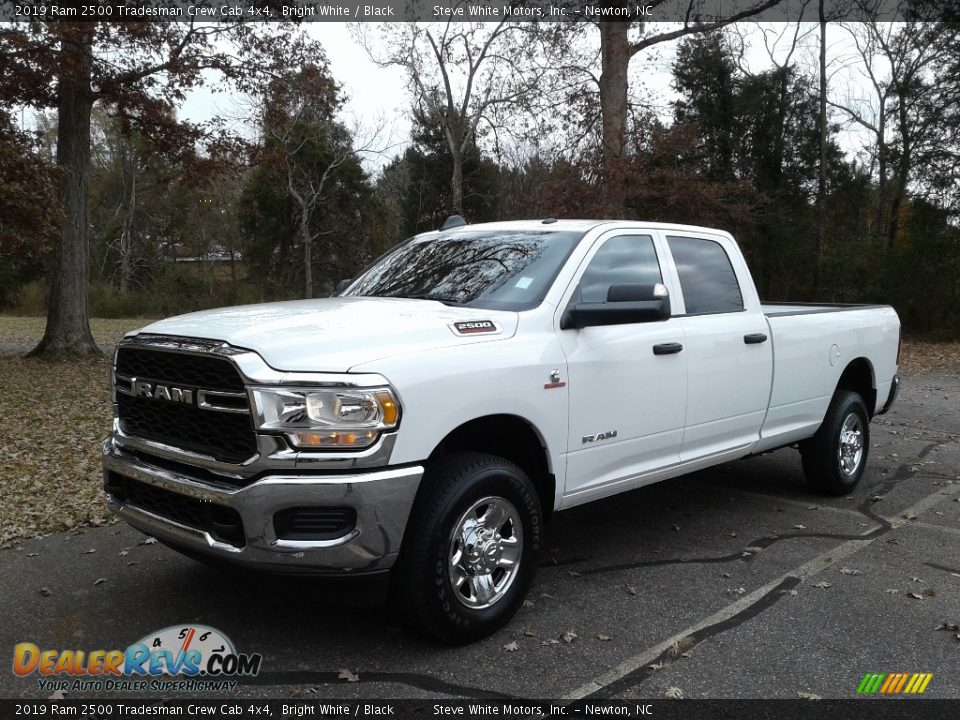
xmin=0 ymin=0 xmax=952 ymax=23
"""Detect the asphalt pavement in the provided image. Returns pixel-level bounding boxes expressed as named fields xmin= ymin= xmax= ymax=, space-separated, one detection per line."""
xmin=2 ymin=371 xmax=958 ymax=701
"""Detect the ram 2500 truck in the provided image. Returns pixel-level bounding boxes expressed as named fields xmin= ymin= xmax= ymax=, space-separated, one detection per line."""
xmin=102 ymin=219 xmax=901 ymax=643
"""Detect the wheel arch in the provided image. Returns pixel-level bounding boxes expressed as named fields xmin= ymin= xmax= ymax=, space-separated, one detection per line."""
xmin=837 ymin=357 xmax=877 ymax=417
xmin=425 ymin=414 xmax=556 ymax=520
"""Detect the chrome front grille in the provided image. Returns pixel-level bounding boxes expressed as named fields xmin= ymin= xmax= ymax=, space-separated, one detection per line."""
xmin=114 ymin=345 xmax=257 ymax=464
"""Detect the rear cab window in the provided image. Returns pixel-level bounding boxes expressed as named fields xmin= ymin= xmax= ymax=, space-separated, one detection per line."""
xmin=666 ymin=236 xmax=744 ymax=315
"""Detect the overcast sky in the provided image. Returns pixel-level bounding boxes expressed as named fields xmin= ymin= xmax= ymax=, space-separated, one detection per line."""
xmin=176 ymin=22 xmax=880 ymax=173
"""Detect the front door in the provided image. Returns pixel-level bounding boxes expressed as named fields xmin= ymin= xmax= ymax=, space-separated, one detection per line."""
xmin=557 ymin=231 xmax=688 ymax=504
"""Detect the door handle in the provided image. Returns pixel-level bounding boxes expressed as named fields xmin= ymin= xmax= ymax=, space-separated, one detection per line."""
xmin=744 ymin=333 xmax=768 ymax=344
xmin=653 ymin=342 xmax=683 ymax=355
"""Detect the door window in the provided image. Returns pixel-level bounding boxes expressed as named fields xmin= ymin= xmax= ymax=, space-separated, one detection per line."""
xmin=577 ymin=235 xmax=662 ymax=303
xmin=667 ymin=236 xmax=743 ymax=314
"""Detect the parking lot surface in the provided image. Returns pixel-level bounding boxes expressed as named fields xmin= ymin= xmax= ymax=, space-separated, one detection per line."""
xmin=2 ymin=371 xmax=958 ymax=700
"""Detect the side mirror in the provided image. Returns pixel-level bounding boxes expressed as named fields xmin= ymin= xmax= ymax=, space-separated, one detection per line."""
xmin=560 ymin=283 xmax=671 ymax=330
xmin=334 ymin=278 xmax=353 ymax=295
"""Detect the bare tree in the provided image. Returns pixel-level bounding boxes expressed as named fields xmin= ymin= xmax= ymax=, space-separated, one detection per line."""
xmin=253 ymin=67 xmax=391 ymax=298
xmin=0 ymin=20 xmax=327 ymax=357
xmin=831 ymin=9 xmax=956 ymax=246
xmin=356 ymin=14 xmax=558 ymax=216
xmin=580 ymin=1 xmax=786 ymax=213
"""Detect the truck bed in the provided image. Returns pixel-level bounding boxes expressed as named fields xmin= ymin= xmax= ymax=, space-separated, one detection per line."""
xmin=753 ymin=302 xmax=900 ymax=453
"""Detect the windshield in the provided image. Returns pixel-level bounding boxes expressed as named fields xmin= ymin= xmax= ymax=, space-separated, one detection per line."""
xmin=343 ymin=230 xmax=583 ymax=311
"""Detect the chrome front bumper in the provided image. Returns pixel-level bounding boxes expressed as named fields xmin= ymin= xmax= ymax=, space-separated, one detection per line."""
xmin=102 ymin=437 xmax=422 ymax=574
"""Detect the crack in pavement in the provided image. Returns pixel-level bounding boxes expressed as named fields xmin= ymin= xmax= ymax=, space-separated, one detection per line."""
xmin=582 ymin=577 xmax=802 ymax=699
xmin=558 ymin=444 xmax=958 ymax=699
xmin=555 ymin=442 xmax=949 ymax=578
xmin=924 ymin=561 xmax=960 ymax=576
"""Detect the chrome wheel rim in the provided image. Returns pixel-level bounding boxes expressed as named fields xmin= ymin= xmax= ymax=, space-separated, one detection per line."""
xmin=448 ymin=496 xmax=523 ymax=610
xmin=838 ymin=413 xmax=864 ymax=476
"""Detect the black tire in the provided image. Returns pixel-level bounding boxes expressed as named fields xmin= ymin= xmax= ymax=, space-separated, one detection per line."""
xmin=391 ymin=452 xmax=542 ymax=644
xmin=801 ymin=390 xmax=870 ymax=496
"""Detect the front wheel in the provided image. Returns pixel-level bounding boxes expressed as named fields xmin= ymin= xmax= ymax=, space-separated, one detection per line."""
xmin=801 ymin=390 xmax=870 ymax=496
xmin=392 ymin=452 xmax=542 ymax=644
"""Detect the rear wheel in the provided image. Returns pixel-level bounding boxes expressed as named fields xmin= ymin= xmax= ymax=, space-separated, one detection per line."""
xmin=392 ymin=452 xmax=541 ymax=644
xmin=801 ymin=390 xmax=870 ymax=495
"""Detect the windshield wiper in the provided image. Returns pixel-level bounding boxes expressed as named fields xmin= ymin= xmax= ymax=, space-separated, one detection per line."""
xmin=393 ymin=294 xmax=466 ymax=306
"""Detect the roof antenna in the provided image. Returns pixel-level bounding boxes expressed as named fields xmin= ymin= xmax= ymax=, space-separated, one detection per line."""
xmin=440 ymin=214 xmax=467 ymax=231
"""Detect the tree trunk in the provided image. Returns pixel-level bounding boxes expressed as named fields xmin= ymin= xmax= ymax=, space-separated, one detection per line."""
xmin=450 ymin=149 xmax=464 ymax=215
xmin=887 ymin=98 xmax=911 ymax=249
xmin=876 ymin=108 xmax=887 ymax=239
xmin=30 ymin=24 xmax=100 ymax=359
xmin=598 ymin=21 xmax=630 ymax=217
xmin=301 ymin=212 xmax=313 ymax=299
xmin=814 ymin=7 xmax=827 ymax=295
xmin=119 ymin=149 xmax=136 ymax=295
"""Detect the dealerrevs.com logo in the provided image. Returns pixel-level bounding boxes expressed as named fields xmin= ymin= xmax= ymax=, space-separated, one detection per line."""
xmin=13 ymin=624 xmax=262 ymax=693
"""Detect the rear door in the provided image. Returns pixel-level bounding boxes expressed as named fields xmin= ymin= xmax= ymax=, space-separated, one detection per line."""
xmin=557 ymin=230 xmax=687 ymax=502
xmin=665 ymin=233 xmax=773 ymax=461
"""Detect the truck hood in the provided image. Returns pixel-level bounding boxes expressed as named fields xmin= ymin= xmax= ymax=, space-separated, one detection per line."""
xmin=133 ymin=297 xmax=519 ymax=372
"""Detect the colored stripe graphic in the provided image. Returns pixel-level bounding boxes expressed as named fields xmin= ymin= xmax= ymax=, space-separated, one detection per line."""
xmin=858 ymin=672 xmax=932 ymax=694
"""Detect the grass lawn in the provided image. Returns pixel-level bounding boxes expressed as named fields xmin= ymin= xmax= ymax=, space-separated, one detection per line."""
xmin=0 ymin=315 xmax=957 ymax=544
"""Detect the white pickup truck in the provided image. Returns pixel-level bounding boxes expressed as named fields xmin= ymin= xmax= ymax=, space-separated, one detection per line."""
xmin=103 ymin=219 xmax=901 ymax=643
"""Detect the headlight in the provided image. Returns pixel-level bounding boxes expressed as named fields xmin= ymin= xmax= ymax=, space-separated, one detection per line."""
xmin=251 ymin=387 xmax=400 ymax=450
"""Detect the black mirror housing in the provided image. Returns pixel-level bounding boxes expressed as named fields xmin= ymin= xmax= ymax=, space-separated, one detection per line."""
xmin=561 ymin=283 xmax=671 ymax=329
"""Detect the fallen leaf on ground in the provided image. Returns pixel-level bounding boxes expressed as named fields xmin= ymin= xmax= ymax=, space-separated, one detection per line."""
xmin=597 ymin=634 xmax=612 ymax=642
xmin=93 ymin=577 xmax=106 ymax=586
xmin=907 ymin=592 xmax=925 ymax=600
xmin=664 ymin=687 xmax=683 ymax=699
xmin=337 ymin=669 xmax=359 ymax=683
xmin=503 ymin=641 xmax=519 ymax=652
xmin=797 ymin=691 xmax=821 ymax=700
xmin=39 ymin=587 xmax=51 ymax=597
xmin=936 ymin=621 xmax=959 ymax=632
xmin=793 ymin=524 xmax=807 ymax=530
xmin=626 ymin=585 xmax=638 ymax=595
xmin=561 ymin=629 xmax=578 ymax=644
xmin=522 ymin=599 xmax=535 ymax=608
xmin=839 ymin=568 xmax=862 ymax=576
xmin=141 ymin=537 xmax=157 ymax=545
xmin=781 ymin=589 xmax=799 ymax=596
xmin=813 ymin=581 xmax=832 ymax=589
